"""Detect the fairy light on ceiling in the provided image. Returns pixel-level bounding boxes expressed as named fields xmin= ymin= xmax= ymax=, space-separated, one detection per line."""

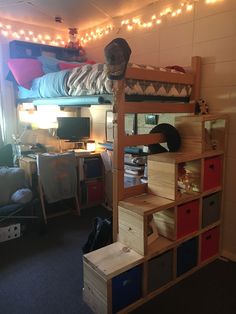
xmin=0 ymin=0 xmax=222 ymax=47
xmin=0 ymin=18 xmax=67 ymax=47
xmin=79 ymin=0 xmax=222 ymax=45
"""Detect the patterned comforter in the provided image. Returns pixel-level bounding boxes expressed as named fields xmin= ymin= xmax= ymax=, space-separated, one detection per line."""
xmin=67 ymin=63 xmax=191 ymax=98
xmin=18 ymin=63 xmax=191 ymax=100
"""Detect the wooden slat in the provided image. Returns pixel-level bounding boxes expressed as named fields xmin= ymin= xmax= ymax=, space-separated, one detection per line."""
xmin=119 ymin=193 xmax=174 ymax=216
xmin=124 ymin=183 xmax=147 ymax=199
xmin=125 ymin=67 xmax=194 ymax=85
xmin=123 ymin=133 xmax=165 ymax=147
xmin=123 ymin=102 xmax=195 ymax=114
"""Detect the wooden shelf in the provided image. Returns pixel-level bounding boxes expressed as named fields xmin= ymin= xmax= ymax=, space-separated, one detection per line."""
xmin=83 ymin=242 xmax=144 ymax=280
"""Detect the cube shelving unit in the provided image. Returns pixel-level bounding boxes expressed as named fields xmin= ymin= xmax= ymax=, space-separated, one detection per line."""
xmin=83 ymin=114 xmax=228 ymax=314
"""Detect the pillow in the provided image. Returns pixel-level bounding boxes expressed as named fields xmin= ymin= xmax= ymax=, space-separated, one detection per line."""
xmin=58 ymin=60 xmax=96 ymax=71
xmin=58 ymin=62 xmax=83 ymax=70
xmin=11 ymin=188 xmax=32 ymax=204
xmin=37 ymin=55 xmax=60 ymax=74
xmin=8 ymin=58 xmax=44 ymax=89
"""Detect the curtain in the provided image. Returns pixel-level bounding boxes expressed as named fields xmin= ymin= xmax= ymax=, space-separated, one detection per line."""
xmin=0 ymin=77 xmax=5 ymax=147
xmin=0 ymin=40 xmax=18 ymax=146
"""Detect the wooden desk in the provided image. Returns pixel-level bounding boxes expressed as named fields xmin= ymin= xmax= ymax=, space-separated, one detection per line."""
xmin=19 ymin=151 xmax=105 ymax=208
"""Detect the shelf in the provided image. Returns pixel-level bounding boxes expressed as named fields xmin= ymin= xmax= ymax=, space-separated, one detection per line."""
xmin=118 ymin=193 xmax=174 ymax=216
xmin=83 ymin=242 xmax=144 ymax=280
xmin=175 ymin=114 xmax=228 ymax=153
xmin=83 ymin=112 xmax=227 ymax=314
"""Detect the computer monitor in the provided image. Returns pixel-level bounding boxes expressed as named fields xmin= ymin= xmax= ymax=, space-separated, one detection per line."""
xmin=57 ymin=117 xmax=90 ymax=142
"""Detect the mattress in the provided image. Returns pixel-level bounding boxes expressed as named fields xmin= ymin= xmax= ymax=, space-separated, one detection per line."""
xmin=18 ymin=63 xmax=192 ymax=102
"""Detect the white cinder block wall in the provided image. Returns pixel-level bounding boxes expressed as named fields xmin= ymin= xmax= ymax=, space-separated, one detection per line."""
xmin=84 ymin=0 xmax=236 ymax=260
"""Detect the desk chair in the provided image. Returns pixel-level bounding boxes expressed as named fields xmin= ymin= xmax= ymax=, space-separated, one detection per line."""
xmin=37 ymin=152 xmax=80 ymax=223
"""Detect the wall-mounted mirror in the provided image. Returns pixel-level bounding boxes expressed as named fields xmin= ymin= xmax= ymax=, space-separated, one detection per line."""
xmin=106 ymin=110 xmax=114 ymax=142
xmin=106 ymin=111 xmax=159 ymax=142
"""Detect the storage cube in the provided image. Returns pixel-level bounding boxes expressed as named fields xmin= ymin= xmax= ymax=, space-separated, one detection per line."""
xmin=177 ymin=199 xmax=200 ymax=239
xmin=203 ymin=156 xmax=222 ymax=191
xmin=177 ymin=237 xmax=198 ymax=277
xmin=153 ymin=207 xmax=175 ymax=240
xmin=202 ymin=192 xmax=221 ymax=228
xmin=112 ymin=264 xmax=142 ymax=313
xmin=84 ymin=157 xmax=103 ymax=178
xmin=147 ymin=250 xmax=173 ymax=293
xmin=83 ymin=242 xmax=144 ymax=314
xmin=200 ymin=226 xmax=220 ymax=262
xmin=118 ymin=193 xmax=174 ymax=255
xmin=175 ymin=114 xmax=227 ymax=153
xmin=148 ymin=153 xmax=201 ymax=200
xmin=87 ymin=180 xmax=103 ymax=204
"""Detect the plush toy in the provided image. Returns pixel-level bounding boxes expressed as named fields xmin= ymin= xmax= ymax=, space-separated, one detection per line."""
xmin=195 ymin=98 xmax=209 ymax=115
xmin=65 ymin=28 xmax=87 ymax=61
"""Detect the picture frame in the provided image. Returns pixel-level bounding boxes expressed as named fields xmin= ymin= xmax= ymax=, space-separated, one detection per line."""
xmin=145 ymin=114 xmax=159 ymax=125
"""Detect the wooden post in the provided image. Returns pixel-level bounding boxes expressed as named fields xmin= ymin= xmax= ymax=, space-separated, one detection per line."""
xmin=190 ymin=56 xmax=201 ymax=102
xmin=112 ymin=80 xmax=125 ymax=241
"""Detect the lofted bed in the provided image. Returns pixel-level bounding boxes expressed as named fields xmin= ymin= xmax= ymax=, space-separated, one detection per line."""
xmin=8 ymin=39 xmax=201 ymax=240
xmin=8 ymin=40 xmax=200 ymax=109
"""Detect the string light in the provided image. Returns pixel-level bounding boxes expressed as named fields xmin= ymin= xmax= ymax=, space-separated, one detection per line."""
xmin=0 ymin=20 xmax=67 ymax=47
xmin=0 ymin=0 xmax=222 ymax=46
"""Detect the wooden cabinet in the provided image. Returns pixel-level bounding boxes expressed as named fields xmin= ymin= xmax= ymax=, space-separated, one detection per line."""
xmin=83 ymin=114 xmax=228 ymax=313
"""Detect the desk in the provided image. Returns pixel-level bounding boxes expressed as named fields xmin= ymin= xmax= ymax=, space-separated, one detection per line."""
xmin=19 ymin=151 xmax=105 ymax=208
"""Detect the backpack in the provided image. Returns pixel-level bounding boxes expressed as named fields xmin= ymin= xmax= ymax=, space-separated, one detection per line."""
xmin=82 ymin=216 xmax=112 ymax=254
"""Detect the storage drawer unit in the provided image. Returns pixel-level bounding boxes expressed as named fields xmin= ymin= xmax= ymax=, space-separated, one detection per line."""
xmin=177 ymin=199 xmax=200 ymax=239
xmin=200 ymin=226 xmax=220 ymax=262
xmin=147 ymin=250 xmax=173 ymax=293
xmin=87 ymin=180 xmax=104 ymax=204
xmin=177 ymin=237 xmax=198 ymax=277
xmin=148 ymin=153 xmax=201 ymax=201
xmin=112 ymin=265 xmax=142 ymax=313
xmin=118 ymin=194 xmax=174 ymax=255
xmin=202 ymin=192 xmax=221 ymax=228
xmin=83 ymin=242 xmax=144 ymax=314
xmin=203 ymin=156 xmax=222 ymax=191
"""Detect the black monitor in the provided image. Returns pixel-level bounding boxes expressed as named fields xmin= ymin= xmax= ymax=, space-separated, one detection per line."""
xmin=57 ymin=117 xmax=90 ymax=142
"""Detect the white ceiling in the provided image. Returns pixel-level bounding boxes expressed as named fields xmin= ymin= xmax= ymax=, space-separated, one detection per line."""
xmin=0 ymin=0 xmax=157 ymax=31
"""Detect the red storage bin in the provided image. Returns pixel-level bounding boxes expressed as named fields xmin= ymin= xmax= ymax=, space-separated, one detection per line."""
xmin=201 ymin=226 xmax=220 ymax=262
xmin=203 ymin=156 xmax=222 ymax=191
xmin=177 ymin=199 xmax=200 ymax=239
xmin=87 ymin=180 xmax=103 ymax=204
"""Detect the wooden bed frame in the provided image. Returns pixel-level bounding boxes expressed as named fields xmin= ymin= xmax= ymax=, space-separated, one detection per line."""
xmin=112 ymin=56 xmax=201 ymax=240
xmin=8 ymin=41 xmax=201 ymax=240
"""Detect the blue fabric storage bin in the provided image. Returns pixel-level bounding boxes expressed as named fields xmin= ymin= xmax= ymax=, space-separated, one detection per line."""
xmin=84 ymin=158 xmax=102 ymax=178
xmin=177 ymin=237 xmax=198 ymax=277
xmin=112 ymin=264 xmax=142 ymax=313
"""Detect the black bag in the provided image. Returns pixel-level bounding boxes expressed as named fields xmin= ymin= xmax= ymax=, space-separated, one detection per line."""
xmin=82 ymin=216 xmax=112 ymax=254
